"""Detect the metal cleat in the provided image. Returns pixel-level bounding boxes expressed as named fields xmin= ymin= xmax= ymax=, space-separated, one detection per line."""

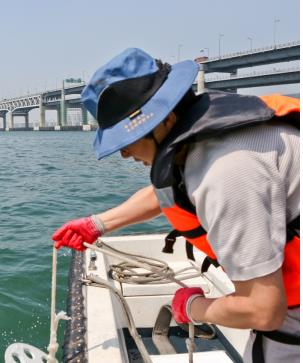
xmin=88 ymin=250 xmax=97 ymax=270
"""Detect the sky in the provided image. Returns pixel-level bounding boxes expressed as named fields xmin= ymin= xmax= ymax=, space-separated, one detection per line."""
xmin=0 ymin=0 xmax=300 ymax=101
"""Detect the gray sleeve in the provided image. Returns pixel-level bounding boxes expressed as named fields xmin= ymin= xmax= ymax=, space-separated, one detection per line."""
xmin=188 ymin=149 xmax=287 ymax=281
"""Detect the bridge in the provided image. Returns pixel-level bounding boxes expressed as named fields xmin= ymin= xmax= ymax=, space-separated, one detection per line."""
xmin=0 ymin=80 xmax=90 ymax=130
xmin=0 ymin=41 xmax=300 ymax=130
xmin=195 ymin=41 xmax=300 ymax=93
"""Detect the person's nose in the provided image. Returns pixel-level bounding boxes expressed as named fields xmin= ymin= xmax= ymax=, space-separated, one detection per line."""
xmin=120 ymin=148 xmax=130 ymax=158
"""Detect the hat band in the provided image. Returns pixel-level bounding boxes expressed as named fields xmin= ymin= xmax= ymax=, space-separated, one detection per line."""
xmin=97 ymin=61 xmax=171 ymax=128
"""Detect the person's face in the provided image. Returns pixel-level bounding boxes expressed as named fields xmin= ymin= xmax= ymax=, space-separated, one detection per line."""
xmin=120 ymin=137 xmax=157 ymax=166
xmin=120 ymin=113 xmax=177 ymax=166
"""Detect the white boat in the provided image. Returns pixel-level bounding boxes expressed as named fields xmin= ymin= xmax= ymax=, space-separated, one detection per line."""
xmin=62 ymin=233 xmax=250 ymax=363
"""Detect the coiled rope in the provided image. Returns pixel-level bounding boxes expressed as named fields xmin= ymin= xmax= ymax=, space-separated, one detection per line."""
xmin=106 ymin=242 xmax=202 ymax=285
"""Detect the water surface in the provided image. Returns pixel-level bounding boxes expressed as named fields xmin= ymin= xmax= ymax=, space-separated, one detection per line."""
xmin=0 ymin=131 xmax=169 ymax=359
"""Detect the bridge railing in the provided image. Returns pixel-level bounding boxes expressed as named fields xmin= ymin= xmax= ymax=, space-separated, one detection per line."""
xmin=0 ymin=82 xmax=86 ymax=103
xmin=205 ymin=40 xmax=300 ymax=62
xmin=205 ymin=66 xmax=300 ymax=82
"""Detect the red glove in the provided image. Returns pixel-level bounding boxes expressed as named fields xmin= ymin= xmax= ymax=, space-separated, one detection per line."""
xmin=52 ymin=216 xmax=103 ymax=251
xmin=172 ymin=287 xmax=204 ymax=324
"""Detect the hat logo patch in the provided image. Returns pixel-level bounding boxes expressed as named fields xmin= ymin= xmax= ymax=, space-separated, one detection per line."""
xmin=124 ymin=112 xmax=154 ymax=132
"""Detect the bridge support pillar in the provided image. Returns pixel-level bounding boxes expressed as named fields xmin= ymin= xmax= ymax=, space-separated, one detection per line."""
xmin=8 ymin=111 xmax=14 ymax=129
xmin=1 ymin=113 xmax=7 ymax=129
xmin=60 ymin=81 xmax=66 ymax=126
xmin=197 ymin=65 xmax=205 ymax=94
xmin=57 ymin=107 xmax=61 ymax=126
xmin=25 ymin=113 xmax=29 ymax=128
xmin=229 ymin=70 xmax=238 ymax=93
xmin=39 ymin=97 xmax=46 ymax=127
xmin=81 ymin=105 xmax=88 ymax=125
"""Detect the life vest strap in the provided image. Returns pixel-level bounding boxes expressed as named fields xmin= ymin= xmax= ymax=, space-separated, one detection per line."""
xmin=201 ymin=256 xmax=220 ymax=272
xmin=178 ymin=225 xmax=207 ymax=239
xmin=163 ymin=230 xmax=198 ymax=261
xmin=253 ymin=329 xmax=300 ymax=345
xmin=252 ymin=329 xmax=300 ymax=363
xmin=185 ymin=240 xmax=195 ymax=261
xmin=162 ymin=230 xmax=181 ymax=254
xmin=286 ymin=215 xmax=300 ymax=241
xmin=163 ymin=225 xmax=208 ymax=256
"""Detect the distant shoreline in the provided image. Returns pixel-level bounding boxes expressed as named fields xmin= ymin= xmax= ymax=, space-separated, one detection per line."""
xmin=0 ymin=125 xmax=98 ymax=132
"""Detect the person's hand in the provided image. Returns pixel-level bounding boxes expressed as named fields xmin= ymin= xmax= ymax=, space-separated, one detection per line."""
xmin=52 ymin=215 xmax=104 ymax=251
xmin=172 ymin=287 xmax=204 ymax=324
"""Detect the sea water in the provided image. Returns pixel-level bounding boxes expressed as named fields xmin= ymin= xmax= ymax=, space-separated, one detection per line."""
xmin=0 ymin=131 xmax=169 ymax=360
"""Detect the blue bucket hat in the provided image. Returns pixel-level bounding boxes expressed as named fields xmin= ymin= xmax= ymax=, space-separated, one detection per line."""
xmin=81 ymin=48 xmax=198 ymax=159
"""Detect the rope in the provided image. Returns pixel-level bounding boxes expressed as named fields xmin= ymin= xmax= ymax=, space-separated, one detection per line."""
xmin=93 ymin=240 xmax=201 ymax=285
xmin=85 ymin=274 xmax=153 ymax=363
xmin=84 ymin=240 xmax=198 ymax=363
xmin=47 ymin=247 xmax=70 ymax=363
xmin=186 ymin=324 xmax=195 ymax=363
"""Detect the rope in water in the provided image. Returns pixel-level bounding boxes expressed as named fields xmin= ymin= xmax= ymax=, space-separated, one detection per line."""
xmin=47 ymin=247 xmax=70 ymax=363
xmin=84 ymin=240 xmax=200 ymax=363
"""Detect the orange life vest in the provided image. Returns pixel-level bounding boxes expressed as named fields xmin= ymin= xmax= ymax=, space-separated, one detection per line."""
xmin=156 ymin=93 xmax=300 ymax=307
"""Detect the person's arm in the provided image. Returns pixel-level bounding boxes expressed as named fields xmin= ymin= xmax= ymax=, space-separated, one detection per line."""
xmin=96 ymin=185 xmax=161 ymax=233
xmin=52 ymin=185 xmax=161 ymax=250
xmin=172 ymin=268 xmax=287 ymax=331
xmin=189 ymin=268 xmax=287 ymax=331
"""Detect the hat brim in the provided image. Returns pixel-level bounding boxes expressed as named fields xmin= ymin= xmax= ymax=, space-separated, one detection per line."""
xmin=93 ymin=60 xmax=199 ymax=160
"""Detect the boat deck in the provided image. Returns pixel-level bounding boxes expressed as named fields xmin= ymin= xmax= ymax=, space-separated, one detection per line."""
xmin=69 ymin=234 xmax=250 ymax=362
xmin=123 ymin=326 xmax=243 ymax=363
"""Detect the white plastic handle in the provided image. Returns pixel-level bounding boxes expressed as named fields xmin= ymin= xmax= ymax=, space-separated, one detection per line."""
xmin=5 ymin=343 xmax=48 ymax=363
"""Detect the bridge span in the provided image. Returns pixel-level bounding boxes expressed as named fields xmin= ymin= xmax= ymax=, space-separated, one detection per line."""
xmin=195 ymin=41 xmax=299 ymax=93
xmin=199 ymin=41 xmax=299 ymax=73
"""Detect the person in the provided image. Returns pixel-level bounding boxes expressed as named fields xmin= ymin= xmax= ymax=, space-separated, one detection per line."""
xmin=52 ymin=48 xmax=300 ymax=363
